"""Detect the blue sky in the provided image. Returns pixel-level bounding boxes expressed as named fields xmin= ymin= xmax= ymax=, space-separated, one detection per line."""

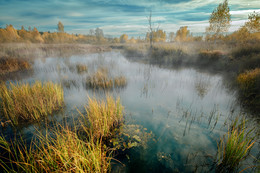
xmin=0 ymin=0 xmax=259 ymax=37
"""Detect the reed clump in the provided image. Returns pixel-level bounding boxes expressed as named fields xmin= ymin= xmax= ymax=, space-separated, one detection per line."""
xmin=82 ymin=95 xmax=124 ymax=139
xmin=86 ymin=68 xmax=113 ymax=89
xmin=216 ymin=118 xmax=256 ymax=172
xmin=76 ymin=64 xmax=88 ymax=73
xmin=0 ymin=81 xmax=64 ymax=125
xmin=0 ymin=57 xmax=31 ymax=75
xmin=114 ymin=76 xmax=127 ymax=87
xmin=86 ymin=68 xmax=127 ymax=89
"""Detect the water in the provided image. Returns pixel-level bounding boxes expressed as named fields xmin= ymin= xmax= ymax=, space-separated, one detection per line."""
xmin=1 ymin=51 xmax=258 ymax=172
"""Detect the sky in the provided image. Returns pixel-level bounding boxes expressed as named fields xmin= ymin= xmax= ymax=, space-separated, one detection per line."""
xmin=0 ymin=0 xmax=259 ymax=37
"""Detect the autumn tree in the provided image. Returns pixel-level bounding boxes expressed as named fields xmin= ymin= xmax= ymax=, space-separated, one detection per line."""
xmin=245 ymin=11 xmax=260 ymax=33
xmin=146 ymin=29 xmax=166 ymax=43
xmin=120 ymin=34 xmax=128 ymax=43
xmin=57 ymin=21 xmax=64 ymax=33
xmin=206 ymin=0 xmax=231 ymax=38
xmin=175 ymin=26 xmax=191 ymax=42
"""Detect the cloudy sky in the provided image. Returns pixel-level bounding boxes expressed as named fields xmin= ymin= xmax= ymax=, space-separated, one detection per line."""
xmin=0 ymin=0 xmax=259 ymax=37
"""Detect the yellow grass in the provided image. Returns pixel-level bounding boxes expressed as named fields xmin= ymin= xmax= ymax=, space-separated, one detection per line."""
xmin=81 ymin=95 xmax=124 ymax=139
xmin=0 ymin=57 xmax=31 ymax=75
xmin=0 ymin=81 xmax=64 ymax=125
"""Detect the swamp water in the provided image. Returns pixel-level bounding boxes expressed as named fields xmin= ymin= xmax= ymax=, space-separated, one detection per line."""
xmin=1 ymin=51 xmax=259 ymax=172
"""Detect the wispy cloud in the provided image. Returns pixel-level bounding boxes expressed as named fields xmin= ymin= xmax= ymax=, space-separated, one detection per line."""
xmin=0 ymin=0 xmax=259 ymax=37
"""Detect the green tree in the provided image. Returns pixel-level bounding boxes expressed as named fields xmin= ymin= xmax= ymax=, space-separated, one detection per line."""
xmin=245 ymin=11 xmax=260 ymax=33
xmin=57 ymin=21 xmax=64 ymax=33
xmin=206 ymin=0 xmax=231 ymax=38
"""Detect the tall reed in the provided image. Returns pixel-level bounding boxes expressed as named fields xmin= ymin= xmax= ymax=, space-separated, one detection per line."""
xmin=216 ymin=118 xmax=256 ymax=172
xmin=0 ymin=81 xmax=64 ymax=125
xmin=80 ymin=95 xmax=124 ymax=139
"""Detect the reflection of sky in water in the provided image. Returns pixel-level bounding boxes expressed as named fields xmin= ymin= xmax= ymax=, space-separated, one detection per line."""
xmin=6 ymin=51 xmax=257 ymax=172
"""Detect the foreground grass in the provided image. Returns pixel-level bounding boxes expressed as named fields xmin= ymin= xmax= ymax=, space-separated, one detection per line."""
xmin=216 ymin=118 xmax=256 ymax=172
xmin=0 ymin=81 xmax=64 ymax=125
xmin=0 ymin=125 xmax=111 ymax=173
xmin=0 ymin=95 xmax=126 ymax=172
xmin=0 ymin=57 xmax=31 ymax=75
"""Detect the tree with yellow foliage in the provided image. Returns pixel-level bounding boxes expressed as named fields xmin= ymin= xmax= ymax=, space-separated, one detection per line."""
xmin=57 ymin=21 xmax=64 ymax=33
xmin=120 ymin=34 xmax=128 ymax=43
xmin=175 ymin=26 xmax=191 ymax=42
xmin=245 ymin=11 xmax=259 ymax=33
xmin=206 ymin=0 xmax=231 ymax=39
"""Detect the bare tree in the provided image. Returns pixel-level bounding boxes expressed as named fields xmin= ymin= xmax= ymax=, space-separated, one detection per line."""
xmin=148 ymin=11 xmax=153 ymax=48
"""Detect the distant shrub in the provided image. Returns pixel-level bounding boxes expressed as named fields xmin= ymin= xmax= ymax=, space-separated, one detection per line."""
xmin=199 ymin=50 xmax=224 ymax=60
xmin=232 ymin=45 xmax=260 ymax=59
xmin=237 ymin=68 xmax=260 ymax=92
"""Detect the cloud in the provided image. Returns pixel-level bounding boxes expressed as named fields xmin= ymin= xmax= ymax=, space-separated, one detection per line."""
xmin=0 ymin=0 xmax=259 ymax=37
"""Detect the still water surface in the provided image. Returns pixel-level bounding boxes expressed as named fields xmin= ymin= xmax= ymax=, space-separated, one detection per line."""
xmin=2 ymin=51 xmax=258 ymax=172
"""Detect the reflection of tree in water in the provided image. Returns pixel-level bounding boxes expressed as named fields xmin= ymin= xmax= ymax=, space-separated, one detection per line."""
xmin=195 ymin=76 xmax=211 ymax=99
xmin=141 ymin=65 xmax=155 ymax=98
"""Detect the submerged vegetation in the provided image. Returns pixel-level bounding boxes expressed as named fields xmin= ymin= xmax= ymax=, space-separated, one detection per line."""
xmin=0 ymin=81 xmax=64 ymax=125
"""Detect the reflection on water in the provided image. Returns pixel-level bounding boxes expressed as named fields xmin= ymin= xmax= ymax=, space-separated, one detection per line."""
xmin=1 ymin=51 xmax=258 ymax=172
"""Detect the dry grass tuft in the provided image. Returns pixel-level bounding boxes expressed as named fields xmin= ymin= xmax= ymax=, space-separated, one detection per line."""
xmin=0 ymin=81 xmax=64 ymax=125
xmin=0 ymin=57 xmax=31 ymax=75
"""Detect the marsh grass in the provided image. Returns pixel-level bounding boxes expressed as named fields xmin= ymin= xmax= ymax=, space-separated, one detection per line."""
xmin=80 ymin=95 xmax=124 ymax=139
xmin=114 ymin=76 xmax=127 ymax=88
xmin=237 ymin=68 xmax=260 ymax=93
xmin=86 ymin=68 xmax=113 ymax=89
xmin=86 ymin=68 xmax=127 ymax=89
xmin=76 ymin=64 xmax=88 ymax=73
xmin=237 ymin=68 xmax=260 ymax=110
xmin=0 ymin=81 xmax=64 ymax=125
xmin=216 ymin=118 xmax=256 ymax=172
xmin=0 ymin=57 xmax=31 ymax=75
xmin=0 ymin=124 xmax=111 ymax=173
